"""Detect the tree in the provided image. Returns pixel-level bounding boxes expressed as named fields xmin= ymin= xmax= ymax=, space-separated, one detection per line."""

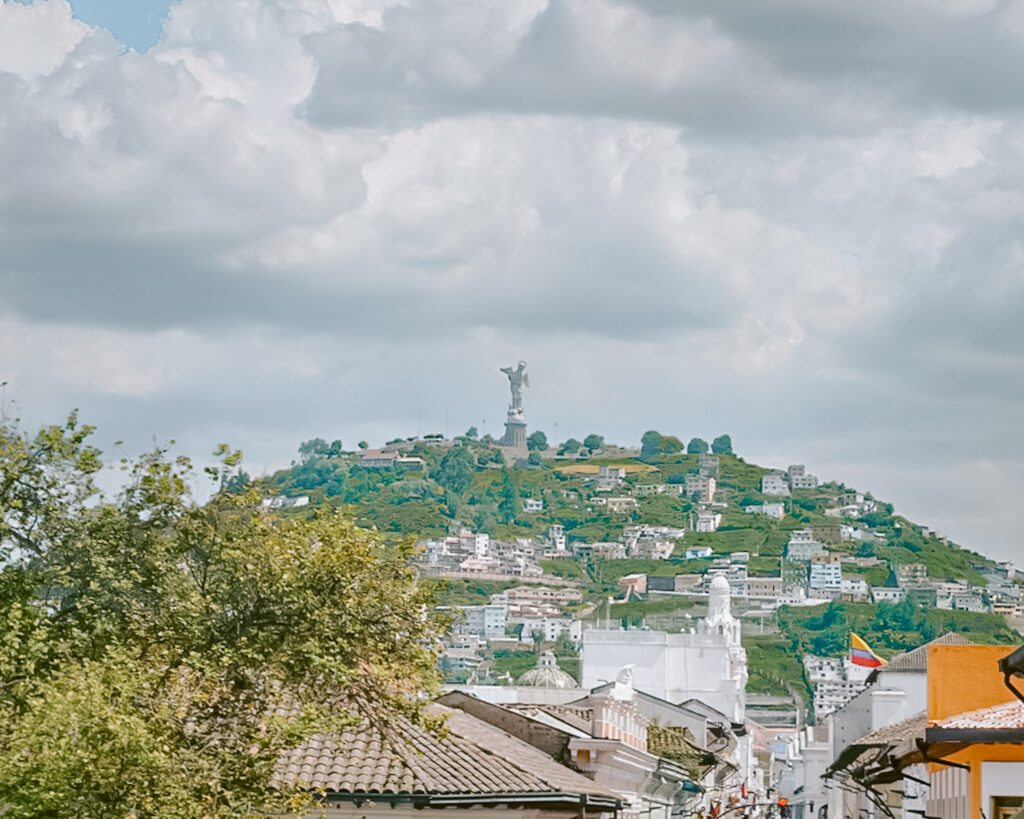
xmin=640 ymin=430 xmax=662 ymax=459
xmin=464 ymin=426 xmax=478 ymax=439
xmin=659 ymin=436 xmax=683 ymax=454
xmin=434 ymin=445 xmax=476 ymax=495
xmin=497 ymin=468 xmax=520 ymax=524
xmin=527 ymin=430 xmax=548 ymax=452
xmin=560 ymin=438 xmax=583 ymax=454
xmin=711 ymin=434 xmax=733 ymax=455
xmin=686 ymin=437 xmax=709 ymax=455
xmin=358 ymin=440 xmax=369 ymax=450
xmin=583 ymin=434 xmax=604 ymax=452
xmin=0 ymin=413 xmax=443 ymax=818
xmin=327 ymin=438 xmax=344 ymax=457
xmin=297 ymin=437 xmax=329 ymax=462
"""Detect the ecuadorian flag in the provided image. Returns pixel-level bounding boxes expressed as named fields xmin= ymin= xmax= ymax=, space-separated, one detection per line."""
xmin=850 ymin=632 xmax=887 ymax=668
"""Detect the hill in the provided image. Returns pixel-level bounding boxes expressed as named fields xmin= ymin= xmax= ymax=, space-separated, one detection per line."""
xmin=251 ymin=431 xmax=1021 ymax=698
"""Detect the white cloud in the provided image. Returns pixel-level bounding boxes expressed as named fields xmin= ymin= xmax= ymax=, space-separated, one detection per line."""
xmin=2 ymin=0 xmax=1024 ymax=562
xmin=0 ymin=0 xmax=88 ymax=79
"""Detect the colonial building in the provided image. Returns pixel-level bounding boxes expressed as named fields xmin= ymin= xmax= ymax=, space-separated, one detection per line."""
xmin=580 ymin=575 xmax=748 ymax=722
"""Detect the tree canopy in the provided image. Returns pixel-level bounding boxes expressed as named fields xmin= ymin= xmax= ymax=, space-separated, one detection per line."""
xmin=686 ymin=437 xmax=709 ymax=454
xmin=711 ymin=434 xmax=733 ymax=455
xmin=0 ymin=413 xmax=443 ymax=818
xmin=527 ymin=430 xmax=548 ymax=451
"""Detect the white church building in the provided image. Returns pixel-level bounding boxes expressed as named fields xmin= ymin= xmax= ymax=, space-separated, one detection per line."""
xmin=581 ymin=574 xmax=748 ymax=721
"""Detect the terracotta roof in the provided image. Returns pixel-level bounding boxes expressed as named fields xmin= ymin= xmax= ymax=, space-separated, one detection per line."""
xmin=826 ymin=711 xmax=927 ymax=783
xmin=932 ymin=700 xmax=1024 ymax=731
xmin=871 ymin=632 xmax=974 ymax=675
xmin=275 ymin=704 xmax=618 ymax=801
xmin=858 ymin=710 xmax=928 ymax=747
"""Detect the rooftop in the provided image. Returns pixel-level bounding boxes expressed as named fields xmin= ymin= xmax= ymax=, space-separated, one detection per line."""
xmin=867 ymin=632 xmax=973 ymax=680
xmin=932 ymin=699 xmax=1024 ymax=732
xmin=275 ymin=703 xmax=618 ymax=805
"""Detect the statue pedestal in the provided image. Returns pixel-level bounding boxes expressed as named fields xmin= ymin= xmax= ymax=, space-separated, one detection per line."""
xmin=502 ymin=410 xmax=527 ymax=451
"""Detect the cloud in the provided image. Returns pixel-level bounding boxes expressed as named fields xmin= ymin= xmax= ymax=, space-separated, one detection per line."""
xmin=2 ymin=0 xmax=1024 ymax=561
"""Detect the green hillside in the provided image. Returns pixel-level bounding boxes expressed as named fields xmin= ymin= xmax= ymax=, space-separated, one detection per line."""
xmin=254 ymin=431 xmax=1020 ymax=692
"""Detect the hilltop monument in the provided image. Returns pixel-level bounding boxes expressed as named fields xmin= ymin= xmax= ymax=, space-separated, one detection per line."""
xmin=499 ymin=361 xmax=529 ymax=453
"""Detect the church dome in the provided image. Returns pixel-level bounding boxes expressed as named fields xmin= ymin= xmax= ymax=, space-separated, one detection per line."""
xmin=709 ymin=574 xmax=731 ymax=592
xmin=517 ymin=650 xmax=578 ymax=689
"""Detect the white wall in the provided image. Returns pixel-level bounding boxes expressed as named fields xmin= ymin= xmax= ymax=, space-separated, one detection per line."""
xmin=981 ymin=761 xmax=1024 ymax=815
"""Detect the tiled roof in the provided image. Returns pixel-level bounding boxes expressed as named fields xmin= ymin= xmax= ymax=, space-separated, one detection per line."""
xmin=857 ymin=710 xmax=927 ymax=747
xmin=933 ymin=700 xmax=1024 ymax=731
xmin=275 ymin=704 xmax=618 ymax=800
xmin=875 ymin=632 xmax=974 ymax=673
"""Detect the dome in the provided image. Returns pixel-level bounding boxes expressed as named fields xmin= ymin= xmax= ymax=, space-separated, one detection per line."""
xmin=517 ymin=650 xmax=578 ymax=689
xmin=709 ymin=574 xmax=731 ymax=592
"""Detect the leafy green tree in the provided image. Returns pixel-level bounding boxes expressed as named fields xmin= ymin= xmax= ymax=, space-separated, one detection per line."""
xmin=659 ymin=435 xmax=683 ymax=454
xmin=686 ymin=437 xmax=709 ymax=454
xmin=711 ymin=434 xmax=733 ymax=455
xmin=527 ymin=452 xmax=542 ymax=467
xmin=560 ymin=438 xmax=583 ymax=454
xmin=0 ymin=414 xmax=443 ymax=818
xmin=223 ymin=469 xmax=251 ymax=494
xmin=527 ymin=430 xmax=548 ymax=451
xmin=358 ymin=440 xmax=369 ymax=449
xmin=497 ymin=469 xmax=521 ymax=524
xmin=583 ymin=434 xmax=604 ymax=451
xmin=640 ymin=430 xmax=662 ymax=458
xmin=327 ymin=439 xmax=344 ymax=458
xmin=297 ymin=437 xmax=330 ymax=462
xmin=434 ymin=445 xmax=476 ymax=495
xmin=477 ymin=448 xmax=504 ymax=468
xmin=465 ymin=426 xmax=479 ymax=439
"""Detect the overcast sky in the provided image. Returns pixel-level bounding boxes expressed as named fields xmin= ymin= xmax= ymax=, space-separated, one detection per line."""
xmin=2 ymin=0 xmax=1023 ymax=564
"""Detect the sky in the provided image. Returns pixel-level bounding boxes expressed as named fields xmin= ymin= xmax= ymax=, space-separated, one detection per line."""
xmin=2 ymin=0 xmax=1023 ymax=564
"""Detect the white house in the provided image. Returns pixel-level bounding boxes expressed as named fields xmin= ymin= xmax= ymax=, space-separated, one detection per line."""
xmin=787 ymin=464 xmax=819 ymax=490
xmin=523 ymin=498 xmax=543 ymax=513
xmin=695 ymin=511 xmax=721 ymax=532
xmin=785 ymin=531 xmax=826 ymax=562
xmin=744 ymin=503 xmax=786 ymax=519
xmin=685 ymin=474 xmax=716 ymax=502
xmin=761 ymin=472 xmax=791 ymax=496
xmin=809 ymin=555 xmax=842 ymax=591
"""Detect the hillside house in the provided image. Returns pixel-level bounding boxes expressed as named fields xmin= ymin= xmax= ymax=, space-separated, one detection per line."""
xmin=618 ymin=573 xmax=648 ymax=597
xmin=787 ymin=464 xmax=819 ymax=490
xmin=593 ymin=464 xmax=626 ymax=492
xmin=761 ymin=472 xmax=791 ymax=496
xmin=744 ymin=502 xmax=786 ymax=519
xmin=809 ymin=553 xmax=842 ymax=591
xmin=685 ymin=474 xmax=716 ymax=502
xmin=745 ymin=576 xmax=783 ymax=602
xmin=698 ymin=454 xmax=719 ymax=477
xmin=785 ymin=531 xmax=826 ymax=562
xmin=695 ymin=511 xmax=721 ymax=532
xmin=358 ymin=450 xmax=399 ymax=468
xmin=870 ymin=570 xmax=906 ymax=603
xmin=604 ymin=497 xmax=638 ymax=514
